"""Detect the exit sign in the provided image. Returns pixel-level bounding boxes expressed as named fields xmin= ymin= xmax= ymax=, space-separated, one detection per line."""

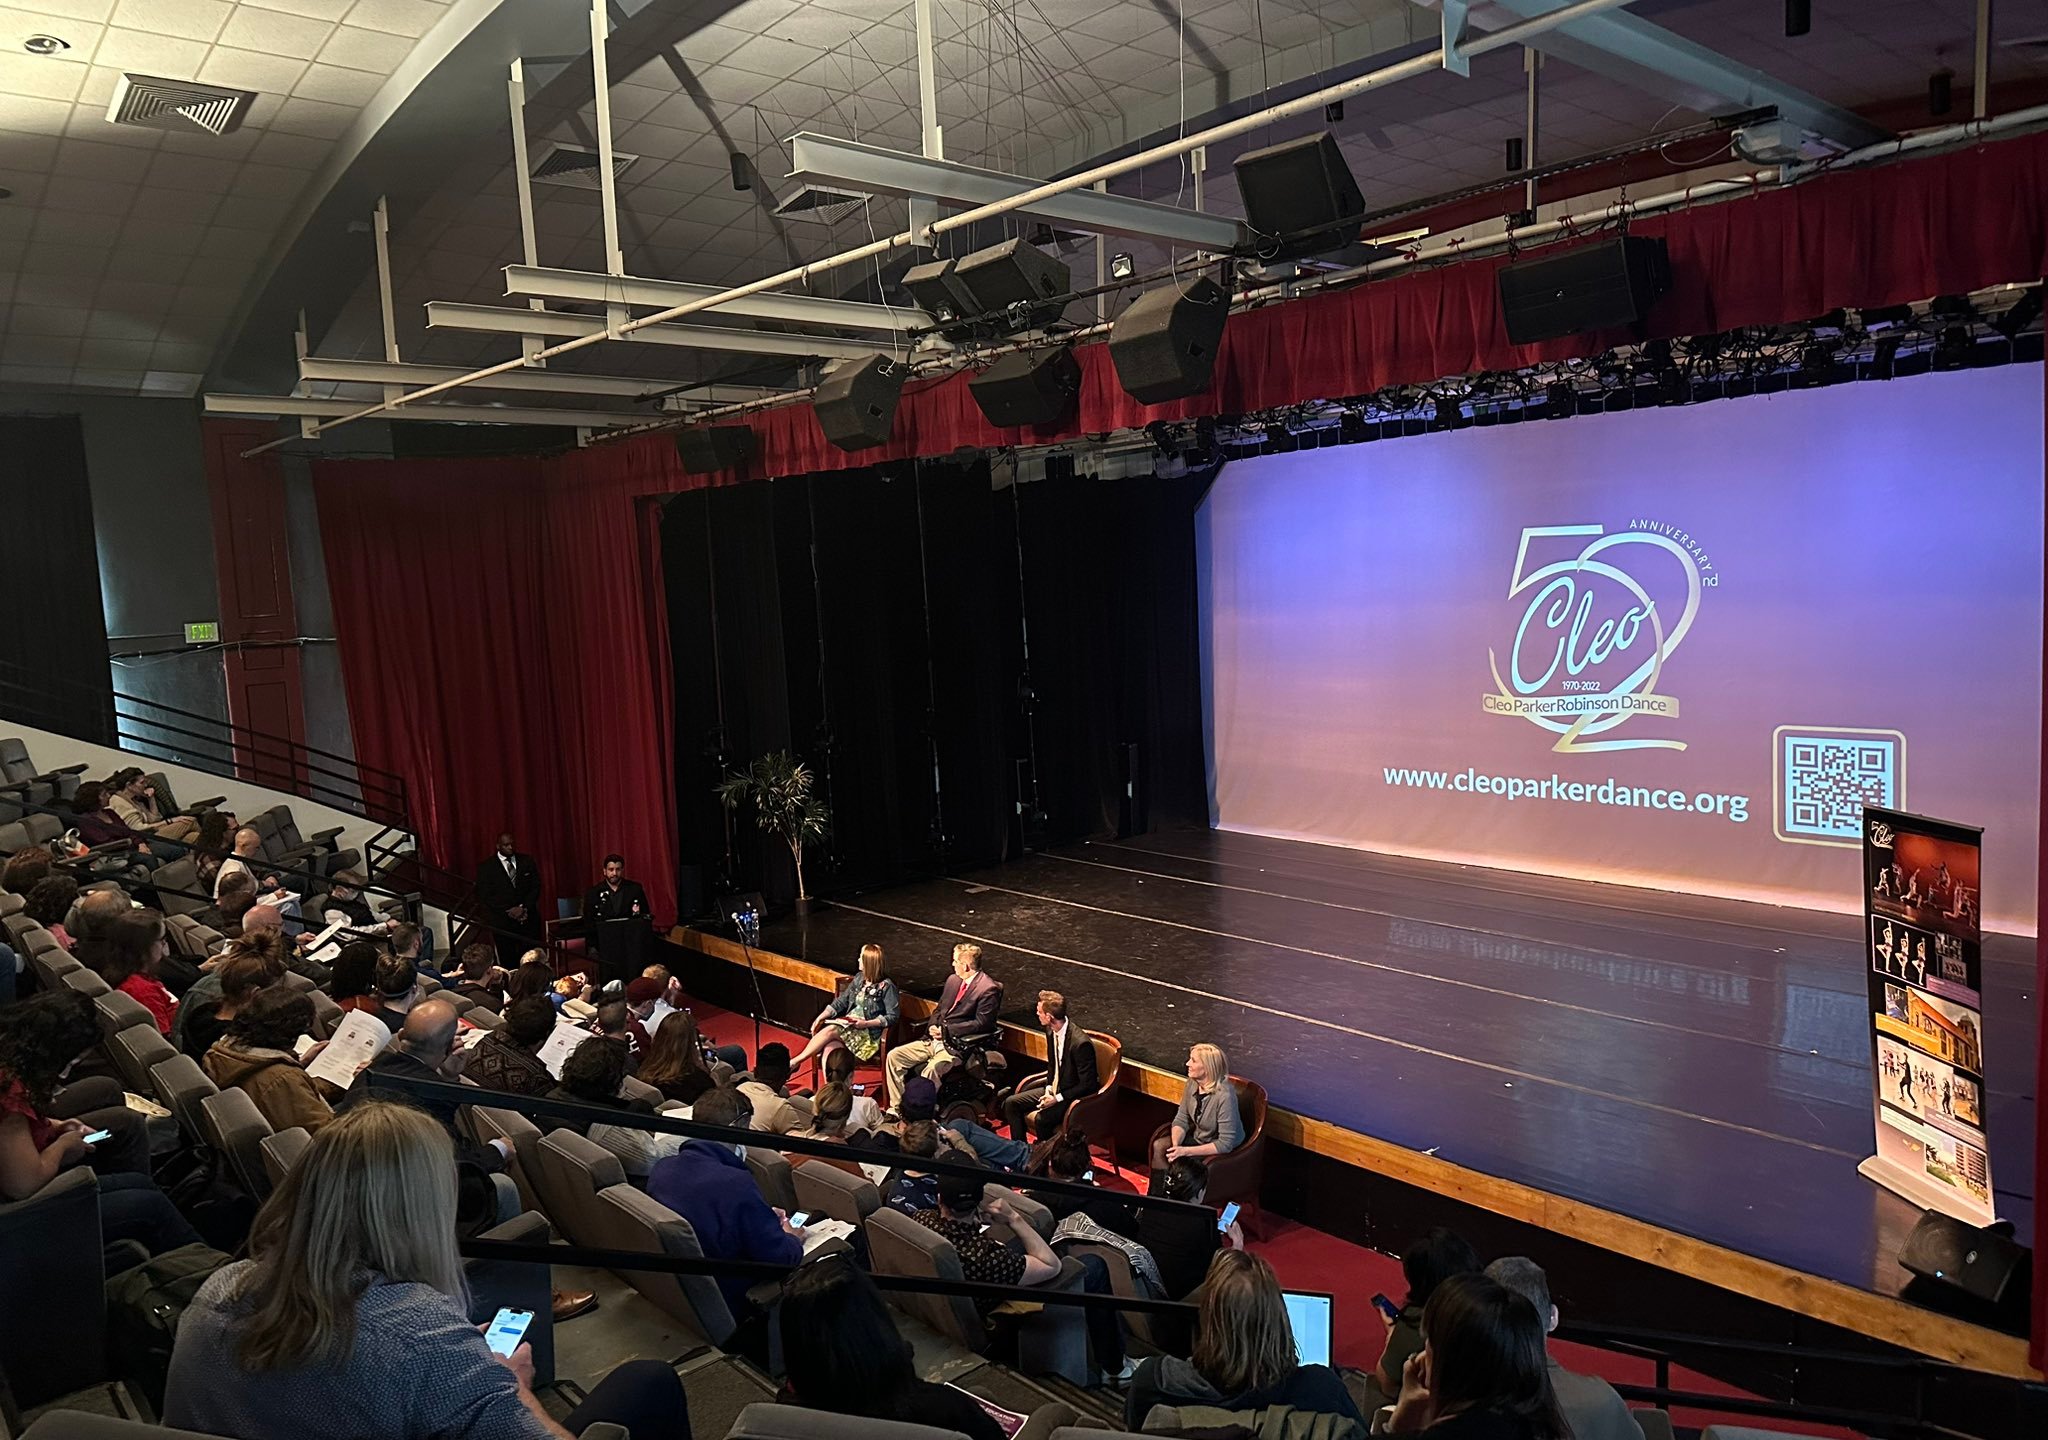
xmin=183 ymin=622 xmax=220 ymax=644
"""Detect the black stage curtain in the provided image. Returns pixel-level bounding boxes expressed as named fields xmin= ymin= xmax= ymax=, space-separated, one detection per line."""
xmin=0 ymin=415 xmax=114 ymax=740
xmin=662 ymin=458 xmax=1207 ymax=908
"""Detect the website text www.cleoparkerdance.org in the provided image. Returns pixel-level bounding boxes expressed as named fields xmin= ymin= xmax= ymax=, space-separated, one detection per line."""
xmin=1382 ymin=766 xmax=1751 ymax=823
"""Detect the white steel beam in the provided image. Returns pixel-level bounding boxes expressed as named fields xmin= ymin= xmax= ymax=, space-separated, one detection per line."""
xmin=503 ymin=264 xmax=929 ymax=333
xmin=204 ymin=394 xmax=640 ymax=428
xmin=787 ymin=134 xmax=1246 ymax=252
xmin=297 ymin=356 xmax=683 ymax=398
xmin=425 ymin=301 xmax=879 ymax=359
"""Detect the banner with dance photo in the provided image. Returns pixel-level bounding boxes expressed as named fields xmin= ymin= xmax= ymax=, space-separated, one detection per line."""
xmin=1858 ymin=805 xmax=1995 ymax=1225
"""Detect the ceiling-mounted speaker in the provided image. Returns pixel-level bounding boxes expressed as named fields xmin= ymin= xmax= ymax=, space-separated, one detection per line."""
xmin=814 ymin=354 xmax=906 ymax=451
xmin=1496 ymin=236 xmax=1671 ymax=344
xmin=969 ymin=347 xmax=1081 ymax=429
xmin=1233 ymin=131 xmax=1364 ymax=260
xmin=1108 ymin=277 xmax=1230 ymax=405
xmin=672 ymin=425 xmax=755 ymax=474
xmin=902 ymin=254 xmax=980 ymax=340
xmin=954 ymin=238 xmax=1072 ymax=332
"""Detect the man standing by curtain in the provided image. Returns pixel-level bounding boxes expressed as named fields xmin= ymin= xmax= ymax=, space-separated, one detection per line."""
xmin=475 ymin=834 xmax=541 ymax=965
xmin=582 ymin=854 xmax=650 ymax=985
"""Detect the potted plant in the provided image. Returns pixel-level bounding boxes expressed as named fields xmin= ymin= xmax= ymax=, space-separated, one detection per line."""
xmin=715 ymin=750 xmax=831 ymax=913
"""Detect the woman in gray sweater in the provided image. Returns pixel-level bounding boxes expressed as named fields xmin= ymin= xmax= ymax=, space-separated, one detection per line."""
xmin=1150 ymin=1041 xmax=1243 ymax=1186
xmin=164 ymin=1100 xmax=689 ymax=1440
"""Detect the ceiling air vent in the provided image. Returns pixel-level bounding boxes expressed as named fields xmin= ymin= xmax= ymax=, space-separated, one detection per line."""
xmin=108 ymin=74 xmax=255 ymax=136
xmin=533 ymin=141 xmax=640 ymax=190
xmin=773 ymin=184 xmax=870 ymax=225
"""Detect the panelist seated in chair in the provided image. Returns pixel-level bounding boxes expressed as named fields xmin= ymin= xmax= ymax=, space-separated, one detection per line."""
xmin=1000 ymin=988 xmax=1096 ymax=1142
xmin=1149 ymin=1042 xmax=1243 ymax=1187
xmin=884 ymin=943 xmax=1001 ymax=1110
xmin=164 ymin=1100 xmax=691 ymax=1440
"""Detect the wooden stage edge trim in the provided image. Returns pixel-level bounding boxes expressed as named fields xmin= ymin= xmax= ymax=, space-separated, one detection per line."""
xmin=670 ymin=925 xmax=2037 ymax=1381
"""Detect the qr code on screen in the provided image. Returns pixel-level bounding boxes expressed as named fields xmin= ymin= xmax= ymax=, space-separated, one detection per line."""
xmin=1775 ymin=728 xmax=1903 ymax=844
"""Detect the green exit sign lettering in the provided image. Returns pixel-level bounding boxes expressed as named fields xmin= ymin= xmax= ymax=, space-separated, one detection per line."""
xmin=183 ymin=622 xmax=220 ymax=645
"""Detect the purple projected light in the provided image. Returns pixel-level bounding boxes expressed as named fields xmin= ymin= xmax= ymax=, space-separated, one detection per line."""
xmin=1198 ymin=366 xmax=2044 ymax=930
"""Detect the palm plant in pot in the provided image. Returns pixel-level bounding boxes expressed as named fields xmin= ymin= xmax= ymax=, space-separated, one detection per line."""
xmin=714 ymin=750 xmax=831 ymax=912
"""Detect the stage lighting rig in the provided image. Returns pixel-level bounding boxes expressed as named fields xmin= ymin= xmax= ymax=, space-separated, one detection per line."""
xmin=1992 ymin=288 xmax=2042 ymax=341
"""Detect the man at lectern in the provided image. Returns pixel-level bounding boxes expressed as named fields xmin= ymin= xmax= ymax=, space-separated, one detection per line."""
xmin=581 ymin=853 xmax=652 ymax=985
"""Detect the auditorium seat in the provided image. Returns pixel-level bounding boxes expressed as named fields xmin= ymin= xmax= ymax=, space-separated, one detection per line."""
xmin=467 ymin=1105 xmax=545 ymax=1212
xmin=266 ymin=805 xmax=358 ymax=876
xmin=60 ymin=967 xmax=110 ymax=1000
xmin=589 ymin=1182 xmax=738 ymax=1348
xmin=0 ymin=888 xmax=22 ymax=916
xmin=1632 ymin=1411 xmax=1676 ymax=1440
xmin=984 ymin=1182 xmax=1053 ymax=1241
xmin=30 ymin=940 xmax=82 ymax=992
xmin=0 ymin=737 xmax=85 ymax=810
xmin=2 ymin=912 xmax=42 ymax=954
xmin=165 ymin=913 xmax=223 ymax=959
xmin=529 ymin=1128 xmax=628 ymax=1246
xmin=791 ymin=1158 xmax=881 ymax=1226
xmin=19 ymin=1414 xmax=222 ymax=1439
xmin=0 ymin=1168 xmax=114 ymax=1413
xmin=727 ymin=1402 xmax=977 ymax=1440
xmin=198 ymin=1087 xmax=277 ymax=1203
xmin=1055 ymin=1236 xmax=1156 ymax=1349
xmin=744 ymin=1144 xmax=798 ymax=1213
xmin=261 ymin=1125 xmax=312 ymax=1186
xmin=149 ymin=1054 xmax=219 ymax=1148
xmin=106 ymin=1022 xmax=175 ymax=1096
xmin=93 ymin=989 xmax=156 ymax=1043
xmin=145 ymin=773 xmax=223 ymax=819
xmin=147 ymin=856 xmax=207 ymax=919
xmin=308 ymin=988 xmax=344 ymax=1039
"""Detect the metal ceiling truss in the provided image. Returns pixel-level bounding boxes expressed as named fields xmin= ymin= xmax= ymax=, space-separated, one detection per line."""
xmin=203 ymin=394 xmax=642 ymax=428
xmin=502 ymin=265 xmax=927 ymax=333
xmin=424 ymin=302 xmax=880 ymax=360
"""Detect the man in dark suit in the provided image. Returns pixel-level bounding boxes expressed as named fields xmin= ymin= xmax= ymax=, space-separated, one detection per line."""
xmin=1000 ymin=988 xmax=1096 ymax=1142
xmin=475 ymin=833 xmax=542 ymax=964
xmin=581 ymin=853 xmax=651 ymax=984
xmin=885 ymin=942 xmax=1002 ymax=1109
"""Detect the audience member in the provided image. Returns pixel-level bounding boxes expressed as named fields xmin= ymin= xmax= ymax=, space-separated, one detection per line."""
xmin=790 ymin=1083 xmax=868 ymax=1178
xmin=181 ymin=948 xmax=283 ymax=1060
xmin=191 ymin=809 xmax=234 ymax=891
xmin=67 ymin=883 xmax=131 ymax=943
xmin=0 ymin=990 xmax=197 ymax=1253
xmin=1150 ymin=1042 xmax=1242 ymax=1190
xmin=214 ymin=825 xmax=274 ymax=898
xmin=593 ymin=999 xmax=638 ymax=1063
xmin=885 ymin=942 xmax=1000 ymax=1108
xmin=389 ymin=921 xmax=427 ymax=976
xmin=1484 ymin=1258 xmax=1637 ymax=1440
xmin=623 ymin=976 xmax=666 ymax=1051
xmin=69 ymin=781 xmax=139 ymax=851
xmin=1377 ymin=1227 xmax=1484 ymax=1404
xmin=465 ymin=996 xmax=558 ymax=1097
xmin=738 ymin=1042 xmax=809 ymax=1136
xmin=450 ymin=942 xmax=508 ymax=1009
xmin=82 ymin=908 xmax=181 ymax=1031
xmin=163 ymin=1101 xmax=690 ymax=1440
xmin=776 ymin=1256 xmax=1004 ymax=1440
xmin=790 ymin=943 xmax=900 ymax=1083
xmin=1126 ymin=1250 xmax=1362 ymax=1430
xmin=504 ymin=959 xmax=560 ymax=1009
xmin=861 ymin=1076 xmax=953 ymax=1156
xmin=172 ymin=931 xmax=288 ymax=1054
xmin=551 ymin=1031 xmax=680 ymax=1176
xmin=200 ymin=867 xmax=258 ymax=934
xmin=25 ymin=873 xmax=80 ymax=948
xmin=881 ymin=1119 xmax=955 ymax=1216
xmin=636 ymin=1008 xmax=719 ymax=1106
xmin=1040 ymin=1136 xmax=1220 ymax=1330
xmin=1001 ymin=989 xmax=1096 ymax=1142
xmin=204 ymin=987 xmax=334 ymax=1134
xmin=1 ymin=848 xmax=53 ymax=895
xmin=320 ymin=870 xmax=381 ymax=929
xmin=372 ymin=952 xmax=421 ymax=1028
xmin=821 ymin=1046 xmax=885 ymax=1132
xmin=1386 ymin=1274 xmax=1567 ymax=1440
xmin=327 ymin=940 xmax=386 ymax=1021
xmin=108 ymin=768 xmax=199 ymax=843
xmin=646 ymin=1085 xmax=803 ymax=1317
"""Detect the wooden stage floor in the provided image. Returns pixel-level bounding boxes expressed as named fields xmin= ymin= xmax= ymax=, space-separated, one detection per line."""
xmin=674 ymin=827 xmax=2038 ymax=1377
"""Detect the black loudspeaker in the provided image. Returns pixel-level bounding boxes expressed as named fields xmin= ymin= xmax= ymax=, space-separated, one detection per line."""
xmin=1496 ymin=236 xmax=1671 ymax=344
xmin=903 ymin=255 xmax=979 ymax=339
xmin=1233 ymin=131 xmax=1365 ymax=260
xmin=969 ymin=347 xmax=1081 ymax=429
xmin=672 ymin=425 xmax=754 ymax=475
xmin=954 ymin=238 xmax=1071 ymax=331
xmin=1109 ymin=277 xmax=1230 ymax=404
xmin=813 ymin=354 xmax=905 ymax=451
xmin=1899 ymin=1211 xmax=2031 ymax=1309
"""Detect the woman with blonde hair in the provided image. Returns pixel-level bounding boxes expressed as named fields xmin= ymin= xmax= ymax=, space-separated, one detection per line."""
xmin=1124 ymin=1249 xmax=1362 ymax=1429
xmin=790 ymin=943 xmax=900 ymax=1085
xmin=790 ymin=1082 xmax=867 ymax=1177
xmin=1149 ymin=1041 xmax=1243 ymax=1189
xmin=163 ymin=1099 xmax=690 ymax=1440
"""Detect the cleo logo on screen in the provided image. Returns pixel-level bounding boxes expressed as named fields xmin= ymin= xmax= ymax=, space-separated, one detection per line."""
xmin=1484 ymin=522 xmax=1714 ymax=754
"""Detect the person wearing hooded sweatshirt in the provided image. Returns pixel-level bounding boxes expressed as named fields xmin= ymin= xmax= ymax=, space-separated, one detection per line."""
xmin=204 ymin=987 xmax=335 ymax=1136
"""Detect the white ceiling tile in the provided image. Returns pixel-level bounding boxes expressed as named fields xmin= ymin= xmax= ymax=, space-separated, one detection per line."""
xmin=146 ymin=147 xmax=239 ymax=191
xmin=77 ymin=334 xmax=154 ymax=364
xmin=246 ymin=127 xmax=328 ymax=166
xmin=720 ymin=33 xmax=821 ymax=79
xmin=4 ymin=333 xmax=84 ymax=363
xmin=28 ymin=209 xmax=115 ymax=247
xmin=316 ymin=21 xmax=409 ymax=71
xmin=211 ymin=192 xmax=288 ymax=227
xmin=197 ymin=45 xmax=308 ymax=93
xmin=40 ymin=171 xmax=131 ymax=212
xmin=217 ymin=4 xmax=333 ymax=57
xmin=72 ymin=366 xmax=149 ymax=387
xmin=23 ymin=0 xmax=117 ymax=20
xmin=0 ymin=51 xmax=87 ymax=99
xmin=129 ymin=182 xmax=219 ymax=221
xmin=72 ymin=61 xmax=120 ymax=104
xmin=108 ymin=0 xmax=230 ymax=42
xmin=267 ymin=93 xmax=355 ymax=136
xmin=91 ymin=26 xmax=209 ymax=74
xmin=157 ymin=121 xmax=260 ymax=156
xmin=339 ymin=0 xmax=439 ymax=39
xmin=139 ymin=369 xmax=202 ymax=393
xmin=243 ymin=0 xmax=352 ymax=17
xmin=10 ymin=302 xmax=90 ymax=335
xmin=665 ymin=22 xmax=753 ymax=68
xmin=231 ymin=158 xmax=311 ymax=196
xmin=0 ymin=93 xmax=74 ymax=132
xmin=291 ymin=60 xmax=382 ymax=103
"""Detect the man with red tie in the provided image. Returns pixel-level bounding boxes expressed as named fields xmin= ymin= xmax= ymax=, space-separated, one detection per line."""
xmin=885 ymin=942 xmax=1002 ymax=1109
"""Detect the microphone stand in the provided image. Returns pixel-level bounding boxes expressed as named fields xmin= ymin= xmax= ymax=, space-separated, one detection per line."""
xmin=732 ymin=902 xmax=767 ymax=1058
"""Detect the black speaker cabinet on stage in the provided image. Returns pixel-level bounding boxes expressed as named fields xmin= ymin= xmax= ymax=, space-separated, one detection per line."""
xmin=814 ymin=354 xmax=905 ymax=451
xmin=1233 ymin=132 xmax=1365 ymax=260
xmin=969 ymin=347 xmax=1081 ymax=429
xmin=672 ymin=425 xmax=755 ymax=475
xmin=1109 ymin=277 xmax=1230 ymax=404
xmin=1496 ymin=236 xmax=1671 ymax=344
xmin=955 ymin=238 xmax=1072 ymax=331
xmin=1899 ymin=1210 xmax=2031 ymax=1310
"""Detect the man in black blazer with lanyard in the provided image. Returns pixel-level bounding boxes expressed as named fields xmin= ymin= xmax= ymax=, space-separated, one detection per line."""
xmin=581 ymin=853 xmax=651 ymax=984
xmin=1001 ymin=989 xmax=1096 ymax=1142
xmin=885 ymin=942 xmax=1002 ymax=1109
xmin=475 ymin=833 xmax=541 ymax=964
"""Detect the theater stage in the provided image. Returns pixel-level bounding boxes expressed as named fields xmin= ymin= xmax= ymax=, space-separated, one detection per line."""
xmin=669 ymin=828 xmax=2038 ymax=1377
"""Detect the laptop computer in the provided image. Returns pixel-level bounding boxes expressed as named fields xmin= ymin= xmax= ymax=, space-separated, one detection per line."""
xmin=1283 ymin=1290 xmax=1335 ymax=1368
